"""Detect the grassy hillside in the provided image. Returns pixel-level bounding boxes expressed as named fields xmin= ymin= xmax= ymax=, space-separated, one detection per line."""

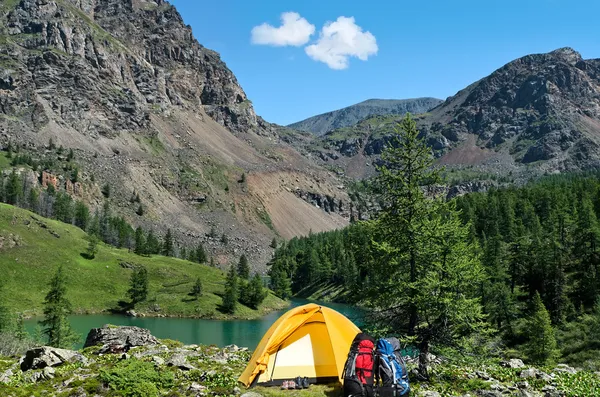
xmin=0 ymin=203 xmax=287 ymax=319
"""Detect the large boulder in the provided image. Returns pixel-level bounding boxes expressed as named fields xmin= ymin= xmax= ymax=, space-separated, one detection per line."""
xmin=84 ymin=325 xmax=159 ymax=348
xmin=20 ymin=347 xmax=87 ymax=371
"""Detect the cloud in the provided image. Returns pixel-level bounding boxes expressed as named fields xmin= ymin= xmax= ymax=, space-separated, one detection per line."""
xmin=251 ymin=12 xmax=315 ymax=47
xmin=305 ymin=16 xmax=378 ymax=70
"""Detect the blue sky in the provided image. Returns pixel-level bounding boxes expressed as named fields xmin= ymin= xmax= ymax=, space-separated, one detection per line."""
xmin=170 ymin=0 xmax=600 ymax=126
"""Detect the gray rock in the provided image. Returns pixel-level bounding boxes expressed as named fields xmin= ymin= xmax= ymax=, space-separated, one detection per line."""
xmin=0 ymin=368 xmax=14 ymax=384
xmin=152 ymin=356 xmax=165 ymax=366
xmin=20 ymin=346 xmax=87 ymax=371
xmin=553 ymin=364 xmax=577 ymax=374
xmin=500 ymin=358 xmax=525 ymax=368
xmin=240 ymin=392 xmax=263 ymax=397
xmin=418 ymin=392 xmax=441 ymax=397
xmin=520 ymin=368 xmax=539 ymax=378
xmin=167 ymin=354 xmax=196 ymax=371
xmin=475 ymin=391 xmax=502 ymax=397
xmin=84 ymin=325 xmax=159 ymax=348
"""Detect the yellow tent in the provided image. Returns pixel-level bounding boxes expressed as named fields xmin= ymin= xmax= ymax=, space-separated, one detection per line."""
xmin=239 ymin=303 xmax=360 ymax=387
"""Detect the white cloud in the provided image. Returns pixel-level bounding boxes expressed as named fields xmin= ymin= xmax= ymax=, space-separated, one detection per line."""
xmin=305 ymin=16 xmax=378 ymax=70
xmin=251 ymin=12 xmax=315 ymax=47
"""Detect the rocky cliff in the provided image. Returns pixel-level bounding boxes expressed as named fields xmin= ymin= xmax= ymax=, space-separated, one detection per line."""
xmin=299 ymin=48 xmax=600 ymax=182
xmin=0 ymin=0 xmax=349 ymax=268
xmin=287 ymin=97 xmax=442 ymax=136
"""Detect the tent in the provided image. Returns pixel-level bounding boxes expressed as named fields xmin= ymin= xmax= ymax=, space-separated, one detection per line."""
xmin=239 ymin=303 xmax=361 ymax=387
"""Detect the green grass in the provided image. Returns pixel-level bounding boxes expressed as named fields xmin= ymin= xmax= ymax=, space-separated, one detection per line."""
xmin=0 ymin=151 xmax=12 ymax=170
xmin=0 ymin=204 xmax=287 ymax=319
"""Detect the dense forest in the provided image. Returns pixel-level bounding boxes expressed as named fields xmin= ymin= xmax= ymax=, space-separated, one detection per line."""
xmin=269 ymin=118 xmax=600 ymax=371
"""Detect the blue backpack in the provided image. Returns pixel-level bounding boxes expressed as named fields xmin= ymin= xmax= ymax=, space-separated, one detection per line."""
xmin=375 ymin=338 xmax=409 ymax=396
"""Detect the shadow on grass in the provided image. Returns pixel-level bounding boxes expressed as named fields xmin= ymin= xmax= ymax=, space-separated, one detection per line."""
xmin=80 ymin=253 xmax=94 ymax=260
xmin=108 ymin=300 xmax=134 ymax=314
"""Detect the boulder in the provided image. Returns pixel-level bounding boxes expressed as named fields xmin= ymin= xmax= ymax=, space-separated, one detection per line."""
xmin=553 ymin=364 xmax=577 ymax=374
xmin=84 ymin=325 xmax=159 ymax=348
xmin=166 ymin=354 xmax=196 ymax=371
xmin=519 ymin=368 xmax=539 ymax=378
xmin=240 ymin=393 xmax=263 ymax=397
xmin=20 ymin=346 xmax=87 ymax=371
xmin=500 ymin=358 xmax=525 ymax=369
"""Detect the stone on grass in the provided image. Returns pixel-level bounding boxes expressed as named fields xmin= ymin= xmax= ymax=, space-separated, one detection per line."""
xmin=20 ymin=346 xmax=87 ymax=371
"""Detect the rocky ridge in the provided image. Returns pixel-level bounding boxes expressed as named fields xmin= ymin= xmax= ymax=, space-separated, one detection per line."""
xmin=295 ymin=48 xmax=600 ymax=185
xmin=288 ymin=98 xmax=443 ymax=136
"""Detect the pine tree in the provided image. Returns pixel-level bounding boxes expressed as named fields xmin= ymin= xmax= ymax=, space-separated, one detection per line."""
xmin=196 ymin=243 xmax=207 ymax=263
xmin=74 ymin=201 xmax=89 ymax=230
xmin=163 ymin=229 xmax=174 ymax=257
xmin=190 ymin=278 xmax=203 ymax=299
xmin=240 ymin=274 xmax=267 ymax=309
xmin=237 ymin=254 xmax=250 ymax=279
xmin=367 ymin=114 xmax=485 ymax=379
xmin=221 ymin=233 xmax=228 ymax=245
xmin=101 ymin=183 xmax=110 ymax=198
xmin=85 ymin=234 xmax=98 ymax=259
xmin=40 ymin=265 xmax=78 ymax=348
xmin=128 ymin=267 xmax=149 ymax=305
xmin=525 ymin=292 xmax=559 ymax=365
xmin=134 ymin=227 xmax=145 ymax=255
xmin=269 ymin=260 xmax=292 ymax=299
xmin=146 ymin=230 xmax=160 ymax=255
xmin=270 ymin=238 xmax=278 ymax=249
xmin=6 ymin=168 xmax=22 ymax=205
xmin=222 ymin=265 xmax=238 ymax=314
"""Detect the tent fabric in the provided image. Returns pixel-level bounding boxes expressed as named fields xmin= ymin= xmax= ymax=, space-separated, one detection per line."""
xmin=238 ymin=303 xmax=361 ymax=387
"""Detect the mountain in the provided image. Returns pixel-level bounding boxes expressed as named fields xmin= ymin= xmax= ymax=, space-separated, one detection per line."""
xmin=0 ymin=0 xmax=350 ymax=268
xmin=300 ymin=48 xmax=600 ymax=181
xmin=287 ymin=98 xmax=443 ymax=136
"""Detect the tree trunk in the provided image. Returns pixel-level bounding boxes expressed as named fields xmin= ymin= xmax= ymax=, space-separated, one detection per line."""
xmin=418 ymin=338 xmax=430 ymax=380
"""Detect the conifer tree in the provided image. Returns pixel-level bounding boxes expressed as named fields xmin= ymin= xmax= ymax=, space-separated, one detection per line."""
xmin=196 ymin=243 xmax=207 ymax=263
xmin=367 ymin=114 xmax=485 ymax=378
xmin=74 ymin=201 xmax=89 ymax=230
xmin=237 ymin=254 xmax=250 ymax=279
xmin=222 ymin=265 xmax=238 ymax=314
xmin=269 ymin=261 xmax=292 ymax=299
xmin=163 ymin=229 xmax=174 ymax=257
xmin=6 ymin=168 xmax=22 ymax=205
xmin=525 ymin=292 xmax=559 ymax=365
xmin=128 ymin=267 xmax=149 ymax=305
xmin=85 ymin=234 xmax=98 ymax=259
xmin=40 ymin=265 xmax=78 ymax=348
xmin=190 ymin=278 xmax=203 ymax=299
xmin=134 ymin=227 xmax=146 ymax=255
xmin=270 ymin=238 xmax=278 ymax=249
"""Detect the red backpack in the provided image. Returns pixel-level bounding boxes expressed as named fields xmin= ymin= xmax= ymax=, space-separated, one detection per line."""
xmin=343 ymin=333 xmax=375 ymax=397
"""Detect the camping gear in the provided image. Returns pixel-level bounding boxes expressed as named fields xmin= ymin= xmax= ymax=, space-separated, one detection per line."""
xmin=375 ymin=337 xmax=410 ymax=396
xmin=342 ymin=333 xmax=376 ymax=397
xmin=238 ymin=303 xmax=361 ymax=387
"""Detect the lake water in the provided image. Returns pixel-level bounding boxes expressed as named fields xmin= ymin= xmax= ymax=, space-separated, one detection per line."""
xmin=25 ymin=299 xmax=364 ymax=350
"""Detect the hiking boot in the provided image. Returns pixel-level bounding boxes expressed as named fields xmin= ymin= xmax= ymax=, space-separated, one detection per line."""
xmin=281 ymin=380 xmax=288 ymax=390
xmin=294 ymin=376 xmax=302 ymax=389
xmin=302 ymin=376 xmax=310 ymax=388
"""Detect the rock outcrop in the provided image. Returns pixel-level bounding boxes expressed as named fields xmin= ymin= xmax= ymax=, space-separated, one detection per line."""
xmin=84 ymin=325 xmax=159 ymax=348
xmin=20 ymin=346 xmax=87 ymax=371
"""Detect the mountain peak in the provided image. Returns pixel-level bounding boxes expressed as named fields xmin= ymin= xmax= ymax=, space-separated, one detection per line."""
xmin=549 ymin=47 xmax=582 ymax=65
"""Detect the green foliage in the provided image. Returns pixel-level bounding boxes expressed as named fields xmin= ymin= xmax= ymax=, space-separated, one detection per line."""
xmin=237 ymin=254 xmax=250 ymax=279
xmin=270 ymin=237 xmax=278 ymax=249
xmin=99 ymin=359 xmax=174 ymax=397
xmin=222 ymin=265 xmax=238 ymax=314
xmin=84 ymin=234 xmax=99 ymax=259
xmin=101 ymin=183 xmax=110 ymax=198
xmin=190 ymin=277 xmax=203 ymax=299
xmin=194 ymin=243 xmax=207 ymax=263
xmin=162 ymin=229 xmax=174 ymax=257
xmin=40 ymin=265 xmax=79 ymax=348
xmin=5 ymin=168 xmax=22 ymax=205
xmin=525 ymin=292 xmax=559 ymax=364
xmin=239 ymin=274 xmax=268 ymax=309
xmin=128 ymin=267 xmax=149 ymax=305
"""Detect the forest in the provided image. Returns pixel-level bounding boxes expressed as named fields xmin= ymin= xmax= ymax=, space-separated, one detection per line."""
xmin=269 ymin=117 xmax=600 ymax=372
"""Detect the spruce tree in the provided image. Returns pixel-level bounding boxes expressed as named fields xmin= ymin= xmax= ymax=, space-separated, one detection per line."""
xmin=367 ymin=114 xmax=485 ymax=379
xmin=196 ymin=243 xmax=207 ymax=263
xmin=222 ymin=265 xmax=238 ymax=314
xmin=128 ymin=267 xmax=149 ymax=305
xmin=525 ymin=292 xmax=559 ymax=365
xmin=163 ymin=229 xmax=174 ymax=257
xmin=6 ymin=168 xmax=22 ymax=205
xmin=74 ymin=201 xmax=89 ymax=230
xmin=40 ymin=265 xmax=78 ymax=348
xmin=270 ymin=238 xmax=278 ymax=249
xmin=134 ymin=227 xmax=146 ymax=255
xmin=238 ymin=254 xmax=250 ymax=279
xmin=269 ymin=261 xmax=292 ymax=299
xmin=85 ymin=234 xmax=98 ymax=259
xmin=190 ymin=278 xmax=203 ymax=299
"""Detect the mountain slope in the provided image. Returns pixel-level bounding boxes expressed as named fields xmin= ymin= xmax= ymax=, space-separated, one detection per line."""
xmin=299 ymin=48 xmax=600 ymax=180
xmin=287 ymin=98 xmax=442 ymax=136
xmin=0 ymin=0 xmax=350 ymax=267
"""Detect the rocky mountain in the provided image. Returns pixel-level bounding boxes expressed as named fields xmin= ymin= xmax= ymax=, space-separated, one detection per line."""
xmin=287 ymin=97 xmax=442 ymax=136
xmin=0 ymin=0 xmax=350 ymax=269
xmin=300 ymin=48 xmax=600 ymax=181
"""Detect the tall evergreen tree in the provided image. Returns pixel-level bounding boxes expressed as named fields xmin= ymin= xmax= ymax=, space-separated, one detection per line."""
xmin=74 ymin=201 xmax=89 ymax=230
xmin=367 ymin=114 xmax=485 ymax=378
xmin=40 ymin=265 xmax=78 ymax=348
xmin=134 ymin=227 xmax=146 ymax=255
xmin=195 ymin=243 xmax=207 ymax=263
xmin=190 ymin=277 xmax=203 ymax=299
xmin=163 ymin=229 xmax=174 ymax=257
xmin=128 ymin=267 xmax=149 ymax=305
xmin=525 ymin=292 xmax=559 ymax=365
xmin=238 ymin=254 xmax=250 ymax=279
xmin=222 ymin=265 xmax=238 ymax=314
xmin=5 ymin=168 xmax=22 ymax=205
